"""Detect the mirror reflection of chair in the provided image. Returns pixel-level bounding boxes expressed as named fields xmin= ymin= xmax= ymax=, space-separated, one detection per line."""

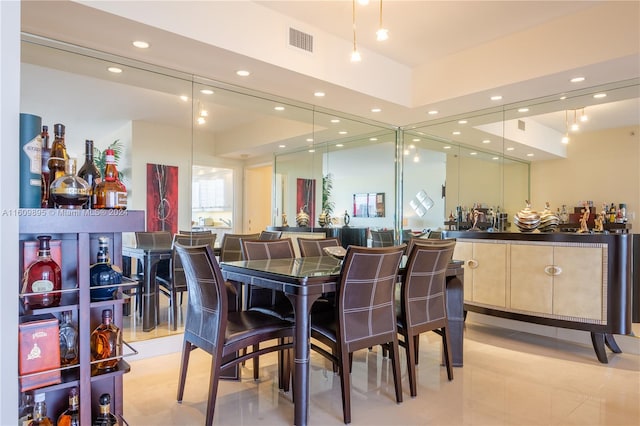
xmin=156 ymin=233 xmax=217 ymax=330
xmin=130 ymin=231 xmax=173 ymax=316
xmin=218 ymin=233 xmax=260 ymax=262
xmin=174 ymin=243 xmax=294 ymax=426
xmin=370 ymin=229 xmax=395 ymax=247
xmin=258 ymin=230 xmax=282 ymax=240
xmin=297 ymin=237 xmax=342 ymax=257
xmin=310 ymin=245 xmax=405 ymax=424
xmin=398 ymin=239 xmax=456 ymax=397
xmin=178 ymin=229 xmax=212 ymax=236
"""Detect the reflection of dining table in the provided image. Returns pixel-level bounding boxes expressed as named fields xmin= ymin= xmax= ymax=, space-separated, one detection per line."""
xmin=122 ymin=244 xmax=172 ymax=332
xmin=220 ymin=256 xmax=464 ymax=426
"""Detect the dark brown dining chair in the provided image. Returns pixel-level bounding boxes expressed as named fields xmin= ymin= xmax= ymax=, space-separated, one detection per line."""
xmin=310 ymin=245 xmax=405 ymax=424
xmin=174 ymin=243 xmax=294 ymax=426
xmin=156 ymin=233 xmax=218 ymax=330
xmin=130 ymin=231 xmax=173 ymax=316
xmin=297 ymin=237 xmax=342 ymax=257
xmin=258 ymin=230 xmax=282 ymax=240
xmin=398 ymin=239 xmax=456 ymax=397
xmin=178 ymin=229 xmax=212 ymax=235
xmin=218 ymin=232 xmax=260 ymax=262
xmin=370 ymin=229 xmax=395 ymax=247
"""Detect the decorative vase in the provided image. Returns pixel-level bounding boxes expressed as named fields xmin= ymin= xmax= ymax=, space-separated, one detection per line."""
xmin=513 ymin=200 xmax=540 ymax=232
xmin=318 ymin=210 xmax=331 ymax=227
xmin=296 ymin=207 xmax=310 ymax=227
xmin=538 ymin=202 xmax=560 ymax=232
xmin=343 ymin=210 xmax=350 ymax=226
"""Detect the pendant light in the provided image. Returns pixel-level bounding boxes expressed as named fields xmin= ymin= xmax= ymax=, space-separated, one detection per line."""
xmin=376 ymin=0 xmax=389 ymax=41
xmin=351 ymin=0 xmax=361 ymax=62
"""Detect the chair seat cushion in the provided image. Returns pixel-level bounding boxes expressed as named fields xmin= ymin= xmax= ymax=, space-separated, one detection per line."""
xmin=225 ymin=311 xmax=294 ymax=349
xmin=310 ymin=310 xmax=337 ymax=341
xmin=250 ymin=297 xmax=334 ymax=321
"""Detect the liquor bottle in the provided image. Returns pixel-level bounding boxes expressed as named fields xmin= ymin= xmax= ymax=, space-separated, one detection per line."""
xmin=90 ymin=309 xmax=122 ymax=372
xmin=18 ymin=391 xmax=34 ymax=426
xmin=47 ymin=123 xmax=68 ymax=208
xmin=90 ymin=236 xmax=122 ymax=301
xmin=56 ymin=387 xmax=80 ymax=426
xmin=59 ymin=311 xmax=79 ymax=366
xmin=92 ymin=393 xmax=118 ymax=426
xmin=94 ymin=149 xmax=127 ymax=209
xmin=40 ymin=125 xmax=50 ymax=208
xmin=77 ymin=139 xmax=102 ymax=209
xmin=49 ymin=158 xmax=91 ymax=209
xmin=30 ymin=393 xmax=53 ymax=426
xmin=22 ymin=235 xmax=62 ymax=309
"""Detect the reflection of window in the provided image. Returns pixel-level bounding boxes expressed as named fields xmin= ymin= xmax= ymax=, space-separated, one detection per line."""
xmin=352 ymin=192 xmax=385 ymax=217
xmin=192 ymin=166 xmax=232 ymax=209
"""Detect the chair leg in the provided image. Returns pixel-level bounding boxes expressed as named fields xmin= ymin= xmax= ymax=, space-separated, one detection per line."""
xmin=339 ymin=346 xmax=352 ymax=424
xmin=405 ymin=332 xmax=418 ymax=397
xmin=389 ymin=338 xmax=403 ymax=404
xmin=170 ymin=291 xmax=179 ymax=331
xmin=414 ymin=335 xmax=420 ymax=365
xmin=177 ymin=340 xmax=193 ymax=402
xmin=441 ymin=327 xmax=454 ymax=381
xmin=252 ymin=344 xmax=260 ymax=380
xmin=205 ymin=351 xmax=223 ymax=426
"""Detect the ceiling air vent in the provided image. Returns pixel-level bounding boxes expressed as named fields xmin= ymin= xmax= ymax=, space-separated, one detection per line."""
xmin=289 ymin=27 xmax=313 ymax=53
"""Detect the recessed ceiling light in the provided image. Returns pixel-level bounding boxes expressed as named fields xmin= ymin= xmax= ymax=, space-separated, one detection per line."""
xmin=482 ymin=139 xmax=491 ymax=144
xmin=526 ymin=153 xmax=534 ymax=157
xmin=409 ymin=144 xmax=415 ymax=149
xmin=338 ymin=131 xmax=348 ymax=135
xmin=428 ymin=110 xmax=439 ymax=115
xmin=470 ymin=152 xmax=477 ymax=156
xmin=490 ymin=95 xmax=502 ymax=101
xmin=492 ymin=157 xmax=499 ymax=160
xmin=336 ymin=144 xmax=344 ymax=147
xmin=593 ymin=93 xmax=607 ymax=99
xmin=369 ymin=137 xmax=378 ymax=141
xmin=570 ymin=76 xmax=585 ymax=83
xmin=371 ymin=108 xmax=381 ymax=113
xmin=279 ymin=144 xmax=286 ymax=148
xmin=314 ymin=91 xmax=325 ymax=97
xmin=458 ymin=120 xmax=468 ymax=124
xmin=306 ymin=138 xmax=314 ymax=142
xmin=200 ymin=110 xmax=208 ymax=117
xmin=330 ymin=119 xmax=340 ymax=123
xmin=412 ymin=138 xmax=420 ymax=142
xmin=506 ymin=147 xmax=515 ymax=151
xmin=559 ymin=95 xmax=567 ymax=100
xmin=200 ymin=89 xmax=214 ymax=95
xmin=308 ymin=149 xmax=316 ymax=153
xmin=452 ymin=131 xmax=461 ymax=135
xmin=236 ymin=70 xmax=250 ymax=77
xmin=179 ymin=95 xmax=189 ymax=102
xmin=132 ymin=40 xmax=150 ymax=49
xmin=443 ymin=146 xmax=451 ymax=150
xmin=274 ymin=106 xmax=285 ymax=111
xmin=197 ymin=117 xmax=206 ymax=125
xmin=107 ymin=66 xmax=122 ymax=74
xmin=518 ymin=108 xmax=529 ymax=113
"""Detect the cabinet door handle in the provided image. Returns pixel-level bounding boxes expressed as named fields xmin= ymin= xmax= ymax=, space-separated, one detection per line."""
xmin=467 ymin=259 xmax=479 ymax=269
xmin=544 ymin=265 xmax=562 ymax=276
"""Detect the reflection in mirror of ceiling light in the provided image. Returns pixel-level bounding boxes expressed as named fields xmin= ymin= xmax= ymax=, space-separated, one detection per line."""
xmin=132 ymin=40 xmax=150 ymax=49
xmin=482 ymin=139 xmax=491 ymax=144
xmin=330 ymin=119 xmax=340 ymax=123
xmin=200 ymin=110 xmax=208 ymax=117
xmin=490 ymin=95 xmax=502 ymax=101
xmin=409 ymin=144 xmax=415 ymax=149
xmin=593 ymin=93 xmax=607 ymax=99
xmin=562 ymin=135 xmax=570 ymax=144
xmin=428 ymin=110 xmax=439 ymax=115
xmin=308 ymin=149 xmax=315 ymax=153
xmin=314 ymin=91 xmax=325 ymax=97
xmin=236 ymin=70 xmax=250 ymax=77
xmin=274 ymin=106 xmax=285 ymax=111
xmin=458 ymin=120 xmax=467 ymax=124
xmin=371 ymin=108 xmax=381 ymax=113
xmin=306 ymin=138 xmax=314 ymax=142
xmin=560 ymin=95 xmax=567 ymax=100
xmin=107 ymin=66 xmax=122 ymax=73
xmin=506 ymin=147 xmax=515 ymax=151
xmin=518 ymin=108 xmax=529 ymax=113
xmin=571 ymin=123 xmax=580 ymax=132
xmin=336 ymin=144 xmax=344 ymax=147
xmin=470 ymin=152 xmax=477 ymax=156
xmin=339 ymin=131 xmax=347 ymax=135
xmin=369 ymin=137 xmax=378 ymax=141
xmin=200 ymin=89 xmax=214 ymax=95
xmin=412 ymin=138 xmax=420 ymax=142
xmin=492 ymin=157 xmax=499 ymax=160
xmin=179 ymin=95 xmax=189 ymax=102
xmin=452 ymin=131 xmax=461 ymax=135
xmin=197 ymin=117 xmax=206 ymax=125
xmin=570 ymin=76 xmax=585 ymax=83
xmin=527 ymin=153 xmax=534 ymax=157
xmin=443 ymin=146 xmax=451 ymax=150
xmin=404 ymin=149 xmax=410 ymax=156
xmin=278 ymin=144 xmax=286 ymax=148
xmin=413 ymin=155 xmax=420 ymax=163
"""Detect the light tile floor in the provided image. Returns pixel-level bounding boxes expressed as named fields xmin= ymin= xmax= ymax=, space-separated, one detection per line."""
xmin=123 ymin=319 xmax=640 ymax=426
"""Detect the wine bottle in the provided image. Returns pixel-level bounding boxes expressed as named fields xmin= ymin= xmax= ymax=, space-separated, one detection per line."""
xmin=56 ymin=387 xmax=80 ymax=426
xmin=22 ymin=235 xmax=62 ymax=309
xmin=90 ymin=236 xmax=122 ymax=301
xmin=77 ymin=139 xmax=102 ymax=209
xmin=30 ymin=393 xmax=53 ymax=426
xmin=90 ymin=309 xmax=122 ymax=372
xmin=49 ymin=158 xmax=90 ymax=209
xmin=59 ymin=311 xmax=79 ymax=366
xmin=92 ymin=393 xmax=118 ymax=426
xmin=40 ymin=125 xmax=50 ymax=208
xmin=94 ymin=149 xmax=127 ymax=209
xmin=47 ymin=123 xmax=68 ymax=208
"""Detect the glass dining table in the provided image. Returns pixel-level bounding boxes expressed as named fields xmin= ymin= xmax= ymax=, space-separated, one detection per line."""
xmin=220 ymin=255 xmax=464 ymax=426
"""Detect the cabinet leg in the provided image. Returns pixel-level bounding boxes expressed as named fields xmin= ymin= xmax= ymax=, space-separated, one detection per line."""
xmin=590 ymin=332 xmax=609 ymax=364
xmin=604 ymin=333 xmax=622 ymax=353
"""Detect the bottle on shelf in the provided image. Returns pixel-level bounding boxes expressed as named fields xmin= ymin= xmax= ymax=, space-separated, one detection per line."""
xmin=56 ymin=386 xmax=80 ymax=426
xmin=49 ymin=158 xmax=91 ymax=209
xmin=59 ymin=311 xmax=79 ymax=366
xmin=90 ymin=309 xmax=122 ymax=372
xmin=18 ymin=391 xmax=34 ymax=426
xmin=46 ymin=123 xmax=69 ymax=208
xmin=90 ymin=236 xmax=122 ymax=301
xmin=77 ymin=139 xmax=102 ymax=209
xmin=30 ymin=393 xmax=53 ymax=426
xmin=92 ymin=393 xmax=119 ymax=426
xmin=21 ymin=235 xmax=62 ymax=309
xmin=40 ymin=125 xmax=50 ymax=208
xmin=93 ymin=149 xmax=127 ymax=209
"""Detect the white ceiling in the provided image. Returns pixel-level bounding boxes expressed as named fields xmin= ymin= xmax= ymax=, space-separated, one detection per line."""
xmin=19 ymin=1 xmax=640 ymax=161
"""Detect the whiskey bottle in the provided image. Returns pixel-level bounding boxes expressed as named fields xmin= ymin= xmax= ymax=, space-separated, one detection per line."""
xmin=30 ymin=393 xmax=53 ymax=426
xmin=47 ymin=123 xmax=68 ymax=208
xmin=94 ymin=149 xmax=127 ymax=209
xmin=59 ymin=311 xmax=79 ymax=366
xmin=90 ymin=309 xmax=122 ymax=372
xmin=18 ymin=391 xmax=34 ymax=426
xmin=22 ymin=235 xmax=62 ymax=309
xmin=40 ymin=125 xmax=50 ymax=208
xmin=56 ymin=387 xmax=80 ymax=426
xmin=92 ymin=393 xmax=118 ymax=426
xmin=77 ymin=139 xmax=102 ymax=209
xmin=90 ymin=236 xmax=122 ymax=301
xmin=49 ymin=158 xmax=90 ymax=209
